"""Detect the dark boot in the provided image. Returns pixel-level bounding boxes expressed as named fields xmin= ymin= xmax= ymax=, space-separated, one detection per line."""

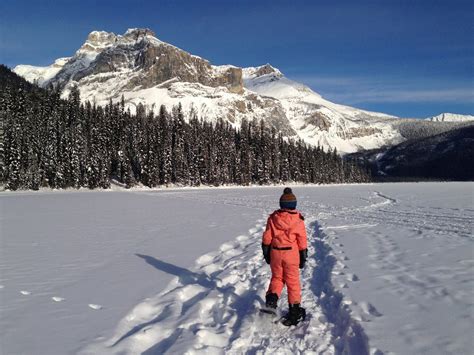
xmin=282 ymin=303 xmax=306 ymax=326
xmin=265 ymin=293 xmax=278 ymax=309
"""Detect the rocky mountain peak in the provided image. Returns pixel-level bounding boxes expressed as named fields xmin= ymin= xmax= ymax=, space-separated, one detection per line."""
xmin=78 ymin=31 xmax=117 ymax=54
xmin=123 ymin=28 xmax=156 ymax=40
xmin=254 ymin=64 xmax=282 ymax=77
xmin=242 ymin=64 xmax=282 ymax=79
xmin=86 ymin=30 xmax=117 ymax=43
xmin=39 ymin=28 xmax=244 ymax=94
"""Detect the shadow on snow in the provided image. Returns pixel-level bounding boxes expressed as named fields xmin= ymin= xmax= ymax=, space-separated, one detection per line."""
xmin=310 ymin=221 xmax=371 ymax=355
xmin=110 ymin=254 xmax=260 ymax=354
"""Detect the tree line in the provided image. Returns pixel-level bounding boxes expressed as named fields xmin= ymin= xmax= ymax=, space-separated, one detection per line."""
xmin=0 ymin=65 xmax=370 ymax=190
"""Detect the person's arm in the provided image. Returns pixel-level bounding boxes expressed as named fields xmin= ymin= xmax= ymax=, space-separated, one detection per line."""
xmin=262 ymin=216 xmax=273 ymax=264
xmin=296 ymin=215 xmax=308 ymax=268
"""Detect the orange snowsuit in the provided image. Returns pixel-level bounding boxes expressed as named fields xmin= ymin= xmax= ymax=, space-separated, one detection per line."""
xmin=262 ymin=209 xmax=308 ymax=304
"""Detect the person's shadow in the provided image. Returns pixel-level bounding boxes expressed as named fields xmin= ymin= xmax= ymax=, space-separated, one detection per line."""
xmin=112 ymin=253 xmax=256 ymax=350
xmin=136 ymin=253 xmax=216 ymax=289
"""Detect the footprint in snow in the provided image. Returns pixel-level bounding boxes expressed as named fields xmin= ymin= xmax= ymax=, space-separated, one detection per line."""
xmin=236 ymin=235 xmax=249 ymax=242
xmin=347 ymin=274 xmax=359 ymax=282
xmin=360 ymin=302 xmax=383 ymax=317
xmin=52 ymin=296 xmax=66 ymax=302
xmin=88 ymin=304 xmax=103 ymax=310
xmin=20 ymin=290 xmax=32 ymax=295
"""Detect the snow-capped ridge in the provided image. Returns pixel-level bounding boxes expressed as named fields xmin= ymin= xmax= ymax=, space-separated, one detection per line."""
xmin=78 ymin=28 xmax=158 ymax=54
xmin=425 ymin=113 xmax=474 ymax=122
xmin=124 ymin=27 xmax=156 ymax=38
xmin=76 ymin=31 xmax=117 ymax=56
xmin=53 ymin=57 xmax=71 ymax=67
xmin=244 ymin=69 xmax=318 ymax=100
xmin=242 ymin=64 xmax=282 ymax=79
xmin=13 ymin=57 xmax=70 ymax=86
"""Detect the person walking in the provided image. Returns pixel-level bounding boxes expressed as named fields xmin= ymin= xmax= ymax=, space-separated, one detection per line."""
xmin=262 ymin=187 xmax=308 ymax=326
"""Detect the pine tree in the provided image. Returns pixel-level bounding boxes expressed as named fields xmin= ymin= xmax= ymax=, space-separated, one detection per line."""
xmin=4 ymin=88 xmax=27 ymax=190
xmin=187 ymin=113 xmax=201 ymax=186
xmin=171 ymin=103 xmax=188 ymax=185
xmin=258 ymin=120 xmax=271 ymax=184
xmin=239 ymin=118 xmax=251 ymax=185
xmin=158 ymin=105 xmax=172 ymax=185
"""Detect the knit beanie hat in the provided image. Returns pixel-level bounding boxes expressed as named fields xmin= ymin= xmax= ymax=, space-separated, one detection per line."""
xmin=280 ymin=187 xmax=297 ymax=210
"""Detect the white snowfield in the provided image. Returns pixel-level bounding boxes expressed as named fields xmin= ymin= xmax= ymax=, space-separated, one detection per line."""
xmin=0 ymin=183 xmax=473 ymax=354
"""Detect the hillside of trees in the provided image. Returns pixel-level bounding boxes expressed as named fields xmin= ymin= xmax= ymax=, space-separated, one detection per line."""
xmin=348 ymin=125 xmax=474 ymax=181
xmin=0 ymin=65 xmax=370 ymax=190
xmin=396 ymin=119 xmax=473 ymax=141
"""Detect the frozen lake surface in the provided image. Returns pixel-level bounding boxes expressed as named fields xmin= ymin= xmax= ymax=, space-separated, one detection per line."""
xmin=1 ymin=182 xmax=472 ymax=354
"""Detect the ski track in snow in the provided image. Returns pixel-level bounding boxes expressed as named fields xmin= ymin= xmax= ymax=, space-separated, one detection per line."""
xmin=318 ymin=189 xmax=473 ymax=354
xmin=80 ymin=195 xmax=389 ymax=355
xmin=79 ymin=191 xmax=401 ymax=354
xmin=80 ymin=214 xmax=344 ymax=354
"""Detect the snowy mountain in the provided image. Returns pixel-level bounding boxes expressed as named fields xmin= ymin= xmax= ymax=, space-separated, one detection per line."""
xmin=425 ymin=112 xmax=474 ymax=122
xmin=13 ymin=57 xmax=70 ymax=86
xmin=242 ymin=64 xmax=403 ymax=153
xmin=13 ymin=28 xmax=473 ymax=153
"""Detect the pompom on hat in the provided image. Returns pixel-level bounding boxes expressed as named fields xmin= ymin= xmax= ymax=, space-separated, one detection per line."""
xmin=280 ymin=187 xmax=297 ymax=209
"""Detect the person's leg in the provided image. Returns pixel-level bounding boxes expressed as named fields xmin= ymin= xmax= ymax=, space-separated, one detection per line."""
xmin=281 ymin=249 xmax=306 ymax=325
xmin=283 ymin=250 xmax=301 ymax=305
xmin=267 ymin=250 xmax=284 ymax=298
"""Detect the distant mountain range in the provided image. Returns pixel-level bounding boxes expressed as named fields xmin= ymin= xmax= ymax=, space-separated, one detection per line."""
xmin=13 ymin=28 xmax=474 ymax=154
xmin=424 ymin=113 xmax=474 ymax=122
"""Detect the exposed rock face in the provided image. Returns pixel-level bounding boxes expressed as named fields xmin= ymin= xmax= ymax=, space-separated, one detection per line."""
xmin=306 ymin=111 xmax=331 ymax=131
xmin=254 ymin=64 xmax=281 ymax=77
xmin=123 ymin=28 xmax=156 ymax=40
xmin=212 ymin=67 xmax=243 ymax=93
xmin=344 ymin=127 xmax=382 ymax=139
xmin=48 ymin=28 xmax=243 ymax=94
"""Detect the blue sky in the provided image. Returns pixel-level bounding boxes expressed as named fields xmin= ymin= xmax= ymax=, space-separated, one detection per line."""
xmin=0 ymin=0 xmax=472 ymax=117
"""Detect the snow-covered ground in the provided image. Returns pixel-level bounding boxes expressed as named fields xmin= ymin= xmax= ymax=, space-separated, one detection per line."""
xmin=1 ymin=183 xmax=472 ymax=354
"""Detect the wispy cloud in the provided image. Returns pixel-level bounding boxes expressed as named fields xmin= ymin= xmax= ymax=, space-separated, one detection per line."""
xmin=289 ymin=75 xmax=474 ymax=105
xmin=335 ymin=88 xmax=474 ymax=104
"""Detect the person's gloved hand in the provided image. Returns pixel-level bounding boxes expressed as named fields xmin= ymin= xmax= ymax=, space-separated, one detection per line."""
xmin=262 ymin=244 xmax=271 ymax=264
xmin=299 ymin=249 xmax=308 ymax=269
